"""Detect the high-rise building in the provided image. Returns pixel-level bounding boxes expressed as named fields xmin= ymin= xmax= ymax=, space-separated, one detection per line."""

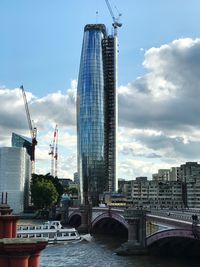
xmin=169 ymin=167 xmax=181 ymax=181
xmin=77 ymin=24 xmax=117 ymax=205
xmin=0 ymin=147 xmax=31 ymax=213
xmin=180 ymin=162 xmax=200 ymax=182
xmin=152 ymin=169 xmax=170 ymax=182
xmin=12 ymin=132 xmax=32 ymax=159
xmin=73 ymin=172 xmax=79 ymax=184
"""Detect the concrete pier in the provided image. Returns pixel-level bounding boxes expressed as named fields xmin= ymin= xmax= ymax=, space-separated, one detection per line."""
xmin=116 ymin=208 xmax=148 ymax=255
xmin=78 ymin=205 xmax=91 ymax=233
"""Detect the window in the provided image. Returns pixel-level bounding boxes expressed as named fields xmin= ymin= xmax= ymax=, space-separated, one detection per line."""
xmin=70 ymin=232 xmax=76 ymax=236
xmin=29 ymin=234 xmax=34 ymax=238
xmin=43 ymin=233 xmax=48 ymax=238
xmin=63 ymin=233 xmax=69 ymax=237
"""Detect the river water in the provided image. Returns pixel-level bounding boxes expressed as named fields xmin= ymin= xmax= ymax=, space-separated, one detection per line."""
xmin=40 ymin=235 xmax=199 ymax=267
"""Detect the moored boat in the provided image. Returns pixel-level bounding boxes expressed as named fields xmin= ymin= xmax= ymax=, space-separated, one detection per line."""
xmin=17 ymin=220 xmax=80 ymax=244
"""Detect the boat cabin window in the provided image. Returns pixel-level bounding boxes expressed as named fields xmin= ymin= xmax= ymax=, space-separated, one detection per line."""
xmin=36 ymin=234 xmax=41 ymax=237
xmin=29 ymin=234 xmax=35 ymax=238
xmin=29 ymin=226 xmax=35 ymax=230
xmin=57 ymin=232 xmax=62 ymax=237
xmin=43 ymin=233 xmax=48 ymax=237
xmin=43 ymin=225 xmax=48 ymax=229
xmin=70 ymin=232 xmax=76 ymax=236
xmin=22 ymin=234 xmax=28 ymax=238
xmin=49 ymin=233 xmax=55 ymax=238
xmin=63 ymin=233 xmax=69 ymax=237
xmin=50 ymin=226 xmax=56 ymax=229
xmin=36 ymin=226 xmax=41 ymax=230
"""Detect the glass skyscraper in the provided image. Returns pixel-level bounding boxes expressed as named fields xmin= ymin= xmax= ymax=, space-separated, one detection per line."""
xmin=12 ymin=132 xmax=32 ymax=159
xmin=77 ymin=24 xmax=117 ymax=205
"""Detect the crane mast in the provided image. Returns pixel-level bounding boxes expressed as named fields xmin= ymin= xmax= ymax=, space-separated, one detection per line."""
xmin=54 ymin=127 xmax=58 ymax=178
xmin=49 ymin=143 xmax=54 ymax=177
xmin=49 ymin=125 xmax=58 ymax=177
xmin=20 ymin=85 xmax=37 ymax=174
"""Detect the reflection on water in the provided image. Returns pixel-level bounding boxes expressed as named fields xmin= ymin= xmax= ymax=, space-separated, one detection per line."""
xmin=40 ymin=234 xmax=199 ymax=267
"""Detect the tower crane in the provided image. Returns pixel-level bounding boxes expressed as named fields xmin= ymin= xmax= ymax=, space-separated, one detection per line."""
xmin=20 ymin=85 xmax=37 ymax=174
xmin=49 ymin=125 xmax=58 ymax=177
xmin=105 ymin=0 xmax=122 ymax=36
xmin=54 ymin=127 xmax=58 ymax=178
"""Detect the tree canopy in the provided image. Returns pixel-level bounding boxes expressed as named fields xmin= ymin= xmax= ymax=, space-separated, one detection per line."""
xmin=67 ymin=187 xmax=78 ymax=195
xmin=31 ymin=173 xmax=64 ymax=208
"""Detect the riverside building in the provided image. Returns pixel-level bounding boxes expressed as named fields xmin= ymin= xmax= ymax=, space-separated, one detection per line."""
xmin=120 ymin=178 xmax=183 ymax=209
xmin=77 ymin=24 xmax=118 ymax=205
xmin=0 ymin=147 xmax=31 ymax=213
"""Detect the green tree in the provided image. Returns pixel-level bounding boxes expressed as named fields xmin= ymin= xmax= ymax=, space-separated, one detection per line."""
xmin=69 ymin=187 xmax=78 ymax=195
xmin=31 ymin=178 xmax=58 ymax=208
xmin=31 ymin=173 xmax=64 ymax=207
xmin=47 ymin=174 xmax=64 ymax=200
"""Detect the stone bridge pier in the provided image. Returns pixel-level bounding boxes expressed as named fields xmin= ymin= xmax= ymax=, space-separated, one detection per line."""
xmin=116 ymin=208 xmax=148 ymax=255
xmin=77 ymin=205 xmax=91 ymax=233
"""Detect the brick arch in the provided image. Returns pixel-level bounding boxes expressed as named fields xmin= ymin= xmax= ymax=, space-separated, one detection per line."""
xmin=91 ymin=212 xmax=128 ymax=230
xmin=147 ymin=228 xmax=199 ymax=247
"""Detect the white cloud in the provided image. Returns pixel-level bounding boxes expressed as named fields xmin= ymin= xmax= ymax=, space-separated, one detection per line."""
xmin=120 ymin=38 xmax=200 ymax=132
xmin=2 ymin=38 xmax=200 ymax=180
xmin=118 ymin=158 xmax=171 ymax=180
xmin=118 ymin=38 xmax=200 ymax=178
xmin=0 ymin=81 xmax=77 ymax=179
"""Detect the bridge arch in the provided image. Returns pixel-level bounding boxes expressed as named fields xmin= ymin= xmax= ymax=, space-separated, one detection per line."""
xmin=147 ymin=228 xmax=199 ymax=246
xmin=68 ymin=211 xmax=81 ymax=228
xmin=147 ymin=228 xmax=200 ymax=256
xmin=91 ymin=212 xmax=128 ymax=237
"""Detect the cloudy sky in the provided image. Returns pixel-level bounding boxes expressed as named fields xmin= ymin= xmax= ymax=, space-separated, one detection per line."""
xmin=1 ymin=0 xmax=200 ymax=179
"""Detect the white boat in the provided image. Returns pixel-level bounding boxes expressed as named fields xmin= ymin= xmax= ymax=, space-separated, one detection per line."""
xmin=17 ymin=220 xmax=80 ymax=244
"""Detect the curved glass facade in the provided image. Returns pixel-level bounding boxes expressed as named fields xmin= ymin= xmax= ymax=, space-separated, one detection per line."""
xmin=77 ymin=24 xmax=116 ymax=205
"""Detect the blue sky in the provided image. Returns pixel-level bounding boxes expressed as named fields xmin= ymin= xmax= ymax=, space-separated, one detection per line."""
xmin=1 ymin=0 xmax=200 ymax=95
xmin=1 ymin=0 xmax=200 ymax=179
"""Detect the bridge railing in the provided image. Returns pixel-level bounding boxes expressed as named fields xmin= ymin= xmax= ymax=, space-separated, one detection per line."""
xmin=149 ymin=210 xmax=196 ymax=223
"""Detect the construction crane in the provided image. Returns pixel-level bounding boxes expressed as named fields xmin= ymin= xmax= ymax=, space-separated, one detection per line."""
xmin=49 ymin=125 xmax=58 ymax=177
xmin=105 ymin=0 xmax=122 ymax=81
xmin=54 ymin=127 xmax=58 ymax=178
xmin=20 ymin=85 xmax=37 ymax=174
xmin=105 ymin=0 xmax=122 ymax=36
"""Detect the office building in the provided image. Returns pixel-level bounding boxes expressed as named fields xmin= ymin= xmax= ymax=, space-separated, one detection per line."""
xmin=169 ymin=167 xmax=181 ymax=181
xmin=77 ymin=24 xmax=117 ymax=205
xmin=152 ymin=169 xmax=170 ymax=182
xmin=73 ymin=172 xmax=79 ymax=184
xmin=12 ymin=132 xmax=32 ymax=159
xmin=120 ymin=179 xmax=183 ymax=209
xmin=180 ymin=162 xmax=200 ymax=182
xmin=0 ymin=147 xmax=31 ymax=213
